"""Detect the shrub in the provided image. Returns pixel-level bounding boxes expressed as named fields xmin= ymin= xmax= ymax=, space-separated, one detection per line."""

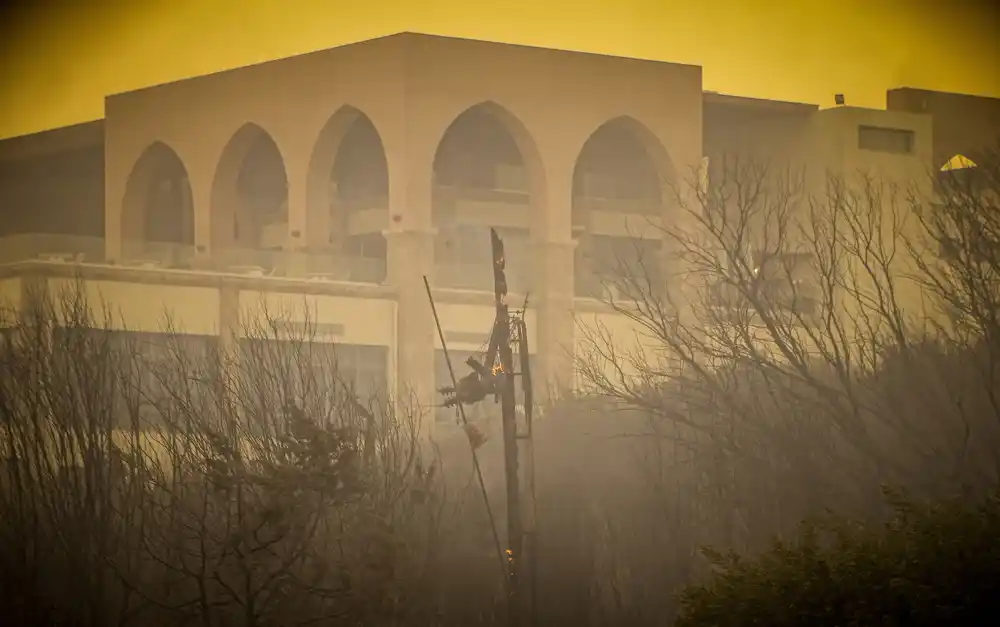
xmin=675 ymin=488 xmax=1000 ymax=627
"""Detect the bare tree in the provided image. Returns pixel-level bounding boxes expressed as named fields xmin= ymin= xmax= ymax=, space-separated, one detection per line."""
xmin=574 ymin=150 xmax=1000 ymax=565
xmin=0 ymin=283 xmax=454 ymax=626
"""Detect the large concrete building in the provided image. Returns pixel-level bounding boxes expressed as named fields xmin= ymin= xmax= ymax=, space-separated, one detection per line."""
xmin=1 ymin=33 xmax=998 ymax=431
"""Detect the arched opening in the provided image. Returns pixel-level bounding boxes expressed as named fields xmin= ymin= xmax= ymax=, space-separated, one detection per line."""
xmin=211 ymin=124 xmax=288 ymax=272
xmin=331 ymin=114 xmax=389 ymax=282
xmin=306 ymin=108 xmax=390 ymax=283
xmin=432 ymin=102 xmax=538 ymax=293
xmin=120 ymin=142 xmax=194 ymax=268
xmin=571 ymin=118 xmax=670 ymax=298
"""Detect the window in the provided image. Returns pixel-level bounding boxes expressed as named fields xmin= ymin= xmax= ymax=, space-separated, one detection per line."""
xmin=334 ymin=343 xmax=388 ymax=402
xmin=707 ymin=251 xmax=818 ymax=319
xmin=343 ymin=233 xmax=386 ymax=260
xmin=235 ymin=339 xmax=386 ymax=410
xmin=754 ymin=252 xmax=818 ymax=316
xmin=858 ymin=125 xmax=914 ymax=155
xmin=577 ymin=235 xmax=662 ymax=298
xmin=44 ymin=328 xmax=217 ymax=430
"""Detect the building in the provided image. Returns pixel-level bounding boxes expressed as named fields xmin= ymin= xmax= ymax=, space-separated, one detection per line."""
xmin=1 ymin=33 xmax=997 ymax=433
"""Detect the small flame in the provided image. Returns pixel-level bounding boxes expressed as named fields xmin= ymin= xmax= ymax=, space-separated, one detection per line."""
xmin=492 ymin=362 xmax=504 ymax=375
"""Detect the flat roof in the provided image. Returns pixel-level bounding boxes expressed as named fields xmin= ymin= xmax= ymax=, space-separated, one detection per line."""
xmin=0 ymin=119 xmax=104 ymax=163
xmin=889 ymin=86 xmax=1000 ymax=103
xmin=703 ymin=91 xmax=818 ymax=115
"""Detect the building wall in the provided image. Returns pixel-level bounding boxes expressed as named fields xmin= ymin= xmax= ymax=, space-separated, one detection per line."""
xmin=6 ymin=36 xmax=994 ymax=436
xmin=699 ymin=96 xmax=938 ymax=356
xmin=703 ymin=93 xmax=817 ymax=171
xmin=102 ymin=33 xmax=703 ymax=258
xmin=0 ymin=121 xmax=105 ymax=239
xmin=98 ymin=33 xmax=704 ymax=413
xmin=48 ymin=277 xmax=221 ymax=335
xmin=807 ymin=106 xmax=932 ymax=182
xmin=888 ymin=88 xmax=1000 ymax=169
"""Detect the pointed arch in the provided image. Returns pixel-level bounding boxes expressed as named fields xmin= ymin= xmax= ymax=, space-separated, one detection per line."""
xmin=573 ymin=116 xmax=675 ymax=207
xmin=305 ymin=105 xmax=390 ymax=282
xmin=210 ymin=123 xmax=288 ymax=253
xmin=571 ymin=116 xmax=675 ymax=297
xmin=431 ymin=100 xmax=546 ymax=199
xmin=120 ymin=141 xmax=194 ymax=263
xmin=430 ymin=101 xmax=545 ymax=292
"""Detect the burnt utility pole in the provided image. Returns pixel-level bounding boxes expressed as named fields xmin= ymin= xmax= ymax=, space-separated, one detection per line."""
xmin=487 ymin=228 xmax=538 ymax=626
xmin=427 ymin=228 xmax=538 ymax=626
xmin=490 ymin=229 xmax=523 ymax=624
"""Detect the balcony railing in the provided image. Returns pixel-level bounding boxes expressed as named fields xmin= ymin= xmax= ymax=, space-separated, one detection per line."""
xmin=297 ymin=251 xmax=387 ymax=284
xmin=207 ymin=248 xmax=386 ymax=283
xmin=0 ymin=233 xmax=387 ymax=284
xmin=434 ymin=260 xmax=533 ymax=295
xmin=121 ymin=239 xmax=197 ymax=269
xmin=0 ymin=233 xmax=106 ymax=265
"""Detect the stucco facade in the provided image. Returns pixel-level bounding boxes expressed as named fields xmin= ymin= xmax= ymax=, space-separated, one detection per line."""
xmin=95 ymin=33 xmax=705 ymax=414
xmin=3 ymin=33 xmax=997 ymax=436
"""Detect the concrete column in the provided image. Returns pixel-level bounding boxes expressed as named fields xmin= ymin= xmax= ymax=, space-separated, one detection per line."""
xmin=533 ymin=162 xmax=576 ymax=401
xmin=284 ymin=155 xmax=309 ymax=278
xmin=105 ymin=229 xmax=123 ymax=266
xmin=383 ymin=132 xmax=437 ymax=434
xmin=303 ymin=123 xmax=341 ymax=278
xmin=534 ymin=239 xmax=577 ymax=399
xmin=384 ymin=227 xmax=436 ymax=435
xmin=190 ymin=171 xmax=215 ymax=269
xmin=104 ymin=139 xmax=131 ymax=265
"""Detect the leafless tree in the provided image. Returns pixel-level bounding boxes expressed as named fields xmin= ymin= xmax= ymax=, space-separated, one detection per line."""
xmin=573 ymin=149 xmax=1000 ymax=572
xmin=0 ymin=283 xmax=458 ymax=626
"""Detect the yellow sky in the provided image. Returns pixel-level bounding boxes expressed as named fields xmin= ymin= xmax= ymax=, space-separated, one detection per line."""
xmin=0 ymin=0 xmax=997 ymax=140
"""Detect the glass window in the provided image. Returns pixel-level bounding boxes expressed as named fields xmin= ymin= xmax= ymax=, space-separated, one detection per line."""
xmin=334 ymin=343 xmax=388 ymax=402
xmin=858 ymin=126 xmax=914 ymax=155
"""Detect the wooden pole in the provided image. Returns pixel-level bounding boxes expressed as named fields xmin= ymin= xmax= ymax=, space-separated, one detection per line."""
xmin=490 ymin=229 xmax=523 ymax=626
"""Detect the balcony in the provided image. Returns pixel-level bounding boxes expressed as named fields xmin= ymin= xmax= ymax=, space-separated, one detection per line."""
xmin=433 ymin=221 xmax=532 ymax=294
xmin=0 ymin=233 xmax=386 ymax=285
xmin=434 ymin=258 xmax=533 ymax=295
xmin=121 ymin=239 xmax=197 ymax=269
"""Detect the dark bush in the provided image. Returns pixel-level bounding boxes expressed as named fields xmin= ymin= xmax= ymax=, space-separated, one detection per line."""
xmin=675 ymin=488 xmax=1000 ymax=627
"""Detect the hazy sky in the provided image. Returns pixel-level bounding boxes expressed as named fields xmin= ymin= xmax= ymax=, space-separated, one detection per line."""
xmin=0 ymin=0 xmax=997 ymax=140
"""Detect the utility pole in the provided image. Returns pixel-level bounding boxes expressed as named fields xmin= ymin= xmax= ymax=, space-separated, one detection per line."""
xmin=489 ymin=228 xmax=524 ymax=626
xmin=430 ymin=228 xmax=536 ymax=625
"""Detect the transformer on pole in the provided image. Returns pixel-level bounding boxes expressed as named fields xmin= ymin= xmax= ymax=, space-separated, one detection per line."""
xmin=425 ymin=228 xmax=538 ymax=626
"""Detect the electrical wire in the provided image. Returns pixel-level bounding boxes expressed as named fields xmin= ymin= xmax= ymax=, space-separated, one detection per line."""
xmin=423 ymin=276 xmax=508 ymax=582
